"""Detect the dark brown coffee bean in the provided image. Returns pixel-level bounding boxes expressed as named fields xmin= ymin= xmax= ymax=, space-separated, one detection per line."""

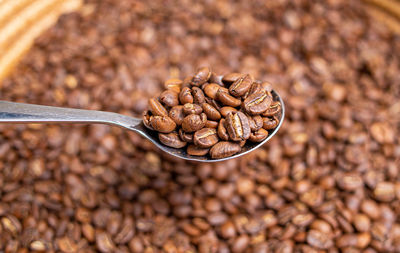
xmin=262 ymin=101 xmax=281 ymax=117
xmin=193 ymin=128 xmax=219 ymax=148
xmin=164 ymin=78 xmax=182 ymax=93
xmin=217 ymin=88 xmax=241 ymax=107
xmin=192 ymin=87 xmax=206 ymax=104
xmin=183 ymin=103 xmax=203 ymax=115
xmin=159 ymin=132 xmax=187 ymax=148
xmin=243 ymin=82 xmax=262 ymax=99
xmin=249 ymin=128 xmax=269 ymax=142
xmin=150 ymin=116 xmax=176 ymax=133
xmin=204 ymin=83 xmax=222 ymax=99
xmin=205 ymin=120 xmax=218 ymax=128
xmin=248 ymin=115 xmax=263 ymax=131
xmin=191 ymin=67 xmax=211 ymax=86
xmin=218 ymin=119 xmax=229 ymax=141
xmin=222 ymin=72 xmax=242 ymax=85
xmin=179 ymin=129 xmax=193 ymax=143
xmin=181 ymin=113 xmax=207 ymax=132
xmin=243 ymin=91 xmax=272 ymax=115
xmin=209 ymin=72 xmax=224 ymax=86
xmin=202 ymin=103 xmax=221 ymax=121
xmin=160 ymin=90 xmax=179 ymax=107
xmin=179 ymin=87 xmax=194 ymax=104
xmin=263 ymin=116 xmax=279 ymax=130
xmin=210 ymin=142 xmax=241 ymax=159
xmin=220 ymin=106 xmax=238 ymax=117
xmin=187 ymin=144 xmax=209 ymax=156
xmin=205 ymin=97 xmax=222 ymax=111
xmin=169 ymin=105 xmax=185 ymax=125
xmin=225 ymin=111 xmax=250 ymax=141
xmin=307 ymin=230 xmax=334 ymax=249
xmin=148 ymin=98 xmax=168 ymax=116
xmin=229 ymin=74 xmax=252 ymax=97
xmin=142 ymin=110 xmax=153 ymax=130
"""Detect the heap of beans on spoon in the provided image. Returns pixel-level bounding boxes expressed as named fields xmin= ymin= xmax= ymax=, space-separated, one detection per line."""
xmin=143 ymin=67 xmax=281 ymax=159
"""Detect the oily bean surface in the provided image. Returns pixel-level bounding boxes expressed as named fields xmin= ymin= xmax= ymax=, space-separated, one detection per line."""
xmin=159 ymin=132 xmax=187 ymax=148
xmin=193 ymin=128 xmax=219 ymax=148
xmin=243 ymin=91 xmax=272 ymax=115
xmin=210 ymin=142 xmax=241 ymax=159
xmin=225 ymin=111 xmax=251 ymax=141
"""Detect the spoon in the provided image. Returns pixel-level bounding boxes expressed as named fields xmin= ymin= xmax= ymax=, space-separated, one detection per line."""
xmin=0 ymin=90 xmax=284 ymax=162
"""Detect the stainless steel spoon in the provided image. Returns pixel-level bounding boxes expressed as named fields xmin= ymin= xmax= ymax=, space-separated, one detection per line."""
xmin=0 ymin=90 xmax=284 ymax=162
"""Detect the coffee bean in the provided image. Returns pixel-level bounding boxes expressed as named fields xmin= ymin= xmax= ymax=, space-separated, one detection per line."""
xmin=181 ymin=113 xmax=207 ymax=132
xmin=249 ymin=128 xmax=269 ymax=142
xmin=222 ymin=73 xmax=242 ymax=85
xmin=220 ymin=221 xmax=236 ymax=238
xmin=164 ymin=78 xmax=182 ymax=93
xmin=248 ymin=115 xmax=263 ymax=131
xmin=262 ymin=101 xmax=281 ymax=117
xmin=179 ymin=87 xmax=194 ymax=104
xmin=216 ymin=88 xmax=241 ymax=107
xmin=148 ymin=98 xmax=168 ymax=116
xmin=179 ymin=129 xmax=193 ymax=143
xmin=217 ymin=119 xmax=229 ymax=141
xmin=142 ymin=110 xmax=153 ymax=130
xmin=187 ymin=144 xmax=209 ymax=156
xmin=306 ymin=230 xmax=334 ymax=249
xmin=225 ymin=111 xmax=250 ymax=141
xmin=159 ymin=132 xmax=187 ymax=148
xmin=220 ymin=106 xmax=237 ymax=117
xmin=243 ymin=91 xmax=272 ymax=115
xmin=229 ymin=74 xmax=252 ymax=97
xmin=183 ymin=103 xmax=203 ymax=115
xmin=202 ymin=103 xmax=221 ymax=121
xmin=150 ymin=116 xmax=176 ymax=133
xmin=204 ymin=83 xmax=222 ymax=99
xmin=193 ymin=128 xmax=219 ymax=148
xmin=191 ymin=67 xmax=211 ymax=86
xmin=192 ymin=87 xmax=206 ymax=104
xmin=169 ymin=105 xmax=185 ymax=125
xmin=210 ymin=142 xmax=241 ymax=159
xmin=263 ymin=116 xmax=279 ymax=130
xmin=205 ymin=120 xmax=218 ymax=128
xmin=160 ymin=90 xmax=179 ymax=107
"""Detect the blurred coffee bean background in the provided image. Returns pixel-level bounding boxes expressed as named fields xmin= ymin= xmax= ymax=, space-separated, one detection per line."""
xmin=0 ymin=0 xmax=400 ymax=252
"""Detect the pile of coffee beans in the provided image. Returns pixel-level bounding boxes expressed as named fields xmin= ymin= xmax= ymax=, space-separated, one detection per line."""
xmin=0 ymin=0 xmax=400 ymax=252
xmin=143 ymin=68 xmax=281 ymax=159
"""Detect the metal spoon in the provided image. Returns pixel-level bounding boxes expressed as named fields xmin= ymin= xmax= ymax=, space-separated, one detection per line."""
xmin=0 ymin=90 xmax=284 ymax=162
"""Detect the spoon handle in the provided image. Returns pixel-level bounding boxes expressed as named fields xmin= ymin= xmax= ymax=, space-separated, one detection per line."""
xmin=0 ymin=100 xmax=142 ymax=130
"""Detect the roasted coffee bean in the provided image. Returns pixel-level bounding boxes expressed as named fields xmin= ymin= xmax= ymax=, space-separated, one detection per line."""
xmin=218 ymin=119 xmax=229 ymax=141
xmin=191 ymin=67 xmax=211 ymax=86
xmin=192 ymin=87 xmax=206 ymax=104
xmin=179 ymin=87 xmax=194 ymax=104
xmin=216 ymin=88 xmax=241 ymax=107
xmin=183 ymin=103 xmax=202 ymax=115
xmin=179 ymin=129 xmax=194 ymax=143
xmin=202 ymin=103 xmax=221 ymax=121
xmin=143 ymin=111 xmax=153 ymax=130
xmin=260 ymin=81 xmax=273 ymax=92
xmin=238 ymin=140 xmax=246 ymax=147
xmin=222 ymin=72 xmax=242 ymax=85
xmin=205 ymin=97 xmax=222 ymax=111
xmin=205 ymin=120 xmax=218 ymax=128
xmin=248 ymin=115 xmax=263 ymax=131
xmin=263 ymin=116 xmax=279 ymax=130
xmin=193 ymin=128 xmax=219 ymax=148
xmin=225 ymin=111 xmax=250 ymax=141
xmin=169 ymin=106 xmax=185 ymax=125
xmin=220 ymin=107 xmax=238 ymax=117
xmin=249 ymin=128 xmax=269 ymax=142
xmin=209 ymin=72 xmax=224 ymax=86
xmin=243 ymin=91 xmax=272 ymax=115
xmin=181 ymin=113 xmax=207 ymax=132
xmin=149 ymin=98 xmax=168 ymax=116
xmin=150 ymin=116 xmax=176 ymax=133
xmin=159 ymin=132 xmax=187 ymax=148
xmin=182 ymin=76 xmax=193 ymax=88
xmin=243 ymin=82 xmax=262 ymax=99
xmin=204 ymin=83 xmax=222 ymax=100
xmin=229 ymin=74 xmax=252 ymax=97
xmin=210 ymin=142 xmax=241 ymax=159
xmin=262 ymin=101 xmax=281 ymax=117
xmin=164 ymin=78 xmax=182 ymax=93
xmin=187 ymin=144 xmax=210 ymax=156
xmin=160 ymin=90 xmax=179 ymax=107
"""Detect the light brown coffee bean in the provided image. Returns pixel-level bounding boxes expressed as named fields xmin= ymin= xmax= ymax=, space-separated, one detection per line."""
xmin=191 ymin=67 xmax=211 ymax=86
xmin=150 ymin=116 xmax=176 ymax=133
xmin=183 ymin=103 xmax=203 ymax=115
xmin=263 ymin=116 xmax=279 ymax=130
xmin=217 ymin=88 xmax=241 ymax=107
xmin=187 ymin=144 xmax=209 ymax=156
xmin=243 ymin=91 xmax=272 ymax=115
xmin=179 ymin=129 xmax=193 ymax=143
xmin=248 ymin=115 xmax=263 ymax=131
xmin=260 ymin=81 xmax=273 ymax=92
xmin=192 ymin=87 xmax=206 ymax=104
xmin=205 ymin=120 xmax=218 ymax=128
xmin=169 ymin=105 xmax=185 ymax=125
xmin=164 ymin=78 xmax=182 ymax=93
xmin=193 ymin=128 xmax=219 ymax=148
xmin=225 ymin=111 xmax=250 ymax=141
xmin=159 ymin=132 xmax=187 ymax=148
xmin=218 ymin=119 xmax=229 ymax=141
xmin=181 ymin=113 xmax=207 ymax=132
xmin=222 ymin=72 xmax=242 ymax=85
xmin=148 ymin=98 xmax=168 ymax=116
xmin=202 ymin=103 xmax=221 ymax=121
xmin=179 ymin=87 xmax=194 ymax=104
xmin=229 ymin=74 xmax=252 ymax=97
xmin=220 ymin=106 xmax=238 ymax=117
xmin=210 ymin=142 xmax=241 ymax=159
xmin=160 ymin=90 xmax=179 ymax=107
xmin=306 ymin=230 xmax=334 ymax=250
xmin=243 ymin=82 xmax=262 ymax=99
xmin=262 ymin=101 xmax=281 ymax=117
xmin=249 ymin=128 xmax=269 ymax=142
xmin=204 ymin=83 xmax=223 ymax=99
